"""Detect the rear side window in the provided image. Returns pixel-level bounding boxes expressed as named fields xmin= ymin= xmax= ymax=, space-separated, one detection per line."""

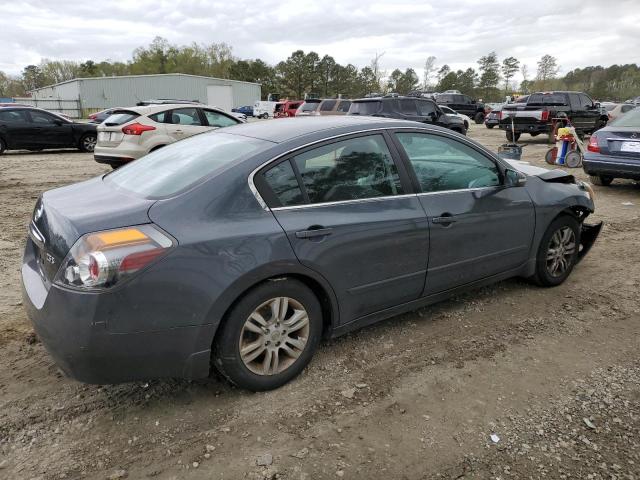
xmin=349 ymin=101 xmax=381 ymax=115
xmin=0 ymin=110 xmax=29 ymax=122
xmin=262 ymin=161 xmax=304 ymax=207
xmin=106 ymin=132 xmax=271 ymax=198
xmin=337 ymin=101 xmax=351 ymax=112
xmin=399 ymin=99 xmax=418 ymax=115
xmin=320 ymin=100 xmax=337 ymax=111
xmin=165 ymin=108 xmax=202 ymax=126
xmin=30 ymin=111 xmax=59 ymax=124
xmin=396 ymin=132 xmax=500 ymax=192
xmin=300 ymin=101 xmax=320 ymax=112
xmin=292 ymin=135 xmax=403 ymax=203
xmin=527 ymin=93 xmax=568 ymax=106
xmin=105 ymin=111 xmax=140 ymax=126
xmin=437 ymin=94 xmax=454 ymax=103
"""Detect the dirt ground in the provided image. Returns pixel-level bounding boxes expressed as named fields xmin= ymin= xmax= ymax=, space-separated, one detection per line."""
xmin=0 ymin=124 xmax=639 ymax=480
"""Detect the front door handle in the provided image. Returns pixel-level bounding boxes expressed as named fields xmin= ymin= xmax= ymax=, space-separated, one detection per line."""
xmin=432 ymin=213 xmax=457 ymax=226
xmin=295 ymin=227 xmax=333 ymax=239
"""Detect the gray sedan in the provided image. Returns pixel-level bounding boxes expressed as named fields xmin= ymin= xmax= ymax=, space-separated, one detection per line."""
xmin=22 ymin=117 xmax=601 ymax=391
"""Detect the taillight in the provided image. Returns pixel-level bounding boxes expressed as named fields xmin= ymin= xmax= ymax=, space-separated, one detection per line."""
xmin=122 ymin=123 xmax=156 ymax=135
xmin=541 ymin=111 xmax=550 ymax=122
xmin=496 ymin=111 xmax=502 ymax=120
xmin=55 ymin=225 xmax=173 ymax=290
xmin=587 ymin=134 xmax=600 ymax=153
xmin=88 ymin=113 xmax=97 ymax=120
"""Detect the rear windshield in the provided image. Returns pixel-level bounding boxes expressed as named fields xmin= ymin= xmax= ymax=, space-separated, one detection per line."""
xmin=609 ymin=108 xmax=640 ymax=127
xmin=527 ymin=93 xmax=568 ymax=106
xmin=300 ymin=101 xmax=320 ymax=112
xmin=349 ymin=101 xmax=381 ymax=115
xmin=104 ymin=110 xmax=140 ymax=126
xmin=603 ymin=104 xmax=617 ymax=111
xmin=105 ymin=132 xmax=271 ymax=198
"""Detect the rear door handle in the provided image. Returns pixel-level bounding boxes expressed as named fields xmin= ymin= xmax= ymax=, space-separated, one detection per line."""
xmin=295 ymin=227 xmax=333 ymax=239
xmin=432 ymin=214 xmax=457 ymax=225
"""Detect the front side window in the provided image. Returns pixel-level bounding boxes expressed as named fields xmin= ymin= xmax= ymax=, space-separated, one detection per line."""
xmin=203 ymin=109 xmax=238 ymax=127
xmin=348 ymin=101 xmax=381 ymax=116
xmin=166 ymin=108 xmax=202 ymax=126
xmin=417 ymin=100 xmax=438 ymax=116
xmin=30 ymin=111 xmax=59 ymax=125
xmin=396 ymin=132 xmax=500 ymax=192
xmin=293 ymin=135 xmax=403 ymax=204
xmin=579 ymin=94 xmax=594 ymax=109
xmin=300 ymin=101 xmax=320 ymax=112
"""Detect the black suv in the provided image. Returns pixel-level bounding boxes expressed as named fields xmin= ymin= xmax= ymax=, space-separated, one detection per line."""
xmin=435 ymin=93 xmax=486 ymax=124
xmin=348 ymin=96 xmax=467 ymax=135
xmin=500 ymin=91 xmax=609 ymax=142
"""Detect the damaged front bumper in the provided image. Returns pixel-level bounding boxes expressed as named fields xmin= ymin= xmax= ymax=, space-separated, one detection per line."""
xmin=577 ymin=221 xmax=603 ymax=263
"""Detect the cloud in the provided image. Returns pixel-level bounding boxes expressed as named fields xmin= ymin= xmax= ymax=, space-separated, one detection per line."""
xmin=1 ymin=0 xmax=639 ymax=82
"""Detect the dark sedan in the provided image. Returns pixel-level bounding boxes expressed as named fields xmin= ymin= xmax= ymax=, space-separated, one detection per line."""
xmin=0 ymin=107 xmax=97 ymax=154
xmin=22 ymin=117 xmax=600 ymax=391
xmin=88 ymin=108 xmax=117 ymax=124
xmin=584 ymin=108 xmax=640 ymax=185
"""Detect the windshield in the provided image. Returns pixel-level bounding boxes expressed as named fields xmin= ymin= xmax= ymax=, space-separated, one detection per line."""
xmin=105 ymin=132 xmax=271 ymax=198
xmin=609 ymin=108 xmax=640 ymax=127
xmin=527 ymin=93 xmax=567 ymax=106
xmin=349 ymin=101 xmax=381 ymax=115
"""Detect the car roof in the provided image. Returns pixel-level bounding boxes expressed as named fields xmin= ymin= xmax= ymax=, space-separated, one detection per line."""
xmin=219 ymin=115 xmax=444 ymax=143
xmin=115 ymin=104 xmax=225 ymax=115
xmin=352 ymin=96 xmax=434 ymax=102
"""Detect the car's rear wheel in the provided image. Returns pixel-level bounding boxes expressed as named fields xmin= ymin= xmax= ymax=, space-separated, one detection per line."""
xmin=79 ymin=133 xmax=97 ymax=152
xmin=486 ymin=124 xmax=495 ymax=129
xmin=506 ymin=131 xmax=521 ymax=142
xmin=0 ymin=137 xmax=6 ymax=155
xmin=589 ymin=175 xmax=613 ymax=186
xmin=531 ymin=215 xmax=580 ymax=287
xmin=474 ymin=112 xmax=485 ymax=124
xmin=212 ymin=279 xmax=323 ymax=391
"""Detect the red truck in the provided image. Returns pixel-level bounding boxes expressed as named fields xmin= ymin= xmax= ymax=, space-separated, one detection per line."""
xmin=274 ymin=100 xmax=304 ymax=118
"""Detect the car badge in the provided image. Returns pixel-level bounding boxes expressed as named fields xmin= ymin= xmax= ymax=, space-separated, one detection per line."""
xmin=632 ymin=133 xmax=638 ymax=139
xmin=46 ymin=253 xmax=56 ymax=265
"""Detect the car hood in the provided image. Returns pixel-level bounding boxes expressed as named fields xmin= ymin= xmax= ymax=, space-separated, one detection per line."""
xmin=504 ymin=159 xmax=575 ymax=182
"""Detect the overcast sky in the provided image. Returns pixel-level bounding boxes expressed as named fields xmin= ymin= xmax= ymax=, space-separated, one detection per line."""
xmin=2 ymin=0 xmax=639 ymax=81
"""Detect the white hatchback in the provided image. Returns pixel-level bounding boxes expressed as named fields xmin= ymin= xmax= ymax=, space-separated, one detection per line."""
xmin=94 ymin=104 xmax=242 ymax=168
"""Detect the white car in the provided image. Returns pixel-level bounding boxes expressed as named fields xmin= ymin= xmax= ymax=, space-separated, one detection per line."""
xmin=439 ymin=106 xmax=472 ymax=129
xmin=253 ymin=100 xmax=279 ymax=119
xmin=94 ymin=104 xmax=242 ymax=168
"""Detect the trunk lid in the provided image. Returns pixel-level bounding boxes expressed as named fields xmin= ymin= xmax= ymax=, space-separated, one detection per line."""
xmin=601 ymin=127 xmax=640 ymax=158
xmin=30 ymin=176 xmax=156 ymax=282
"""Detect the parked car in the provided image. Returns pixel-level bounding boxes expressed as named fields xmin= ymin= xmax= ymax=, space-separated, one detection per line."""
xmin=295 ymin=99 xmax=322 ymax=116
xmin=348 ymin=96 xmax=467 ymax=135
xmin=232 ymin=105 xmax=254 ymax=117
xmin=136 ymin=99 xmax=199 ymax=106
xmin=317 ymin=98 xmax=352 ymax=115
xmin=0 ymin=106 xmax=97 ymax=154
xmin=21 ymin=116 xmax=601 ymax=391
xmin=275 ymin=100 xmax=304 ymax=118
xmin=500 ymin=91 xmax=609 ymax=142
xmin=435 ymin=93 xmax=486 ymax=124
xmin=254 ymin=100 xmax=280 ymax=119
xmin=88 ymin=108 xmax=117 ymax=124
xmin=484 ymin=105 xmax=503 ymax=129
xmin=94 ymin=104 xmax=241 ymax=168
xmin=439 ymin=106 xmax=471 ymax=129
xmin=583 ymin=107 xmax=640 ymax=186
xmin=602 ymin=103 xmax=637 ymax=122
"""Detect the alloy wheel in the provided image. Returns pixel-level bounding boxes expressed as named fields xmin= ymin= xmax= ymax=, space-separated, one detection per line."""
xmin=83 ymin=135 xmax=97 ymax=152
xmin=546 ymin=226 xmax=576 ymax=277
xmin=239 ymin=297 xmax=310 ymax=376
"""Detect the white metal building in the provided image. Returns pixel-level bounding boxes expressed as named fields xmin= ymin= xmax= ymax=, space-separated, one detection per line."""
xmin=27 ymin=73 xmax=261 ymax=117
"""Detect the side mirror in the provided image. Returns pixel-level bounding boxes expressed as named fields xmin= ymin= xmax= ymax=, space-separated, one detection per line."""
xmin=504 ymin=168 xmax=526 ymax=187
xmin=428 ymin=111 xmax=438 ymax=121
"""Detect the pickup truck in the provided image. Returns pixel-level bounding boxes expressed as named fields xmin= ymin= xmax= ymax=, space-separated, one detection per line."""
xmin=435 ymin=93 xmax=486 ymax=124
xmin=499 ymin=91 xmax=608 ymax=142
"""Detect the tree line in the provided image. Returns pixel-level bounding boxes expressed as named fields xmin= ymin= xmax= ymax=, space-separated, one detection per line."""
xmin=1 ymin=37 xmax=638 ymax=102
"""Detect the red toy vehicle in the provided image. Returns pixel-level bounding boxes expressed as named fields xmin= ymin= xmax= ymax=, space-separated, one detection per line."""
xmin=275 ymin=100 xmax=304 ymax=118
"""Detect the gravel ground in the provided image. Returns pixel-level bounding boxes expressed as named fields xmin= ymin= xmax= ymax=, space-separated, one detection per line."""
xmin=0 ymin=124 xmax=638 ymax=480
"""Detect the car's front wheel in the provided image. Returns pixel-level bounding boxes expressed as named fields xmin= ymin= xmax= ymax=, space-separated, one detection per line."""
xmin=212 ymin=279 xmax=323 ymax=391
xmin=506 ymin=131 xmax=521 ymax=142
xmin=532 ymin=215 xmax=580 ymax=287
xmin=474 ymin=112 xmax=485 ymax=124
xmin=79 ymin=133 xmax=97 ymax=152
xmin=589 ymin=175 xmax=613 ymax=186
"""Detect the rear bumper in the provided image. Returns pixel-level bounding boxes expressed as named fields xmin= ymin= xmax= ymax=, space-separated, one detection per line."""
xmin=583 ymin=154 xmax=640 ymax=180
xmin=21 ymin=238 xmax=213 ymax=384
xmin=94 ymin=155 xmax=135 ymax=168
xmin=499 ymin=122 xmax=549 ymax=134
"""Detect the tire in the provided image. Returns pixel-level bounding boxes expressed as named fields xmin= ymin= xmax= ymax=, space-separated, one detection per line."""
xmin=530 ymin=132 xmax=540 ymax=137
xmin=0 ymin=137 xmax=6 ymax=155
xmin=594 ymin=119 xmax=607 ymax=132
xmin=464 ymin=121 xmax=469 ymax=130
xmin=261 ymin=113 xmax=269 ymax=119
xmin=486 ymin=124 xmax=495 ymax=129
xmin=474 ymin=112 xmax=485 ymax=124
xmin=564 ymin=151 xmax=582 ymax=168
xmin=531 ymin=215 xmax=581 ymax=287
xmin=589 ymin=175 xmax=613 ymax=186
xmin=544 ymin=147 xmax=557 ymax=165
xmin=212 ymin=279 xmax=323 ymax=391
xmin=506 ymin=131 xmax=521 ymax=142
xmin=79 ymin=133 xmax=96 ymax=153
